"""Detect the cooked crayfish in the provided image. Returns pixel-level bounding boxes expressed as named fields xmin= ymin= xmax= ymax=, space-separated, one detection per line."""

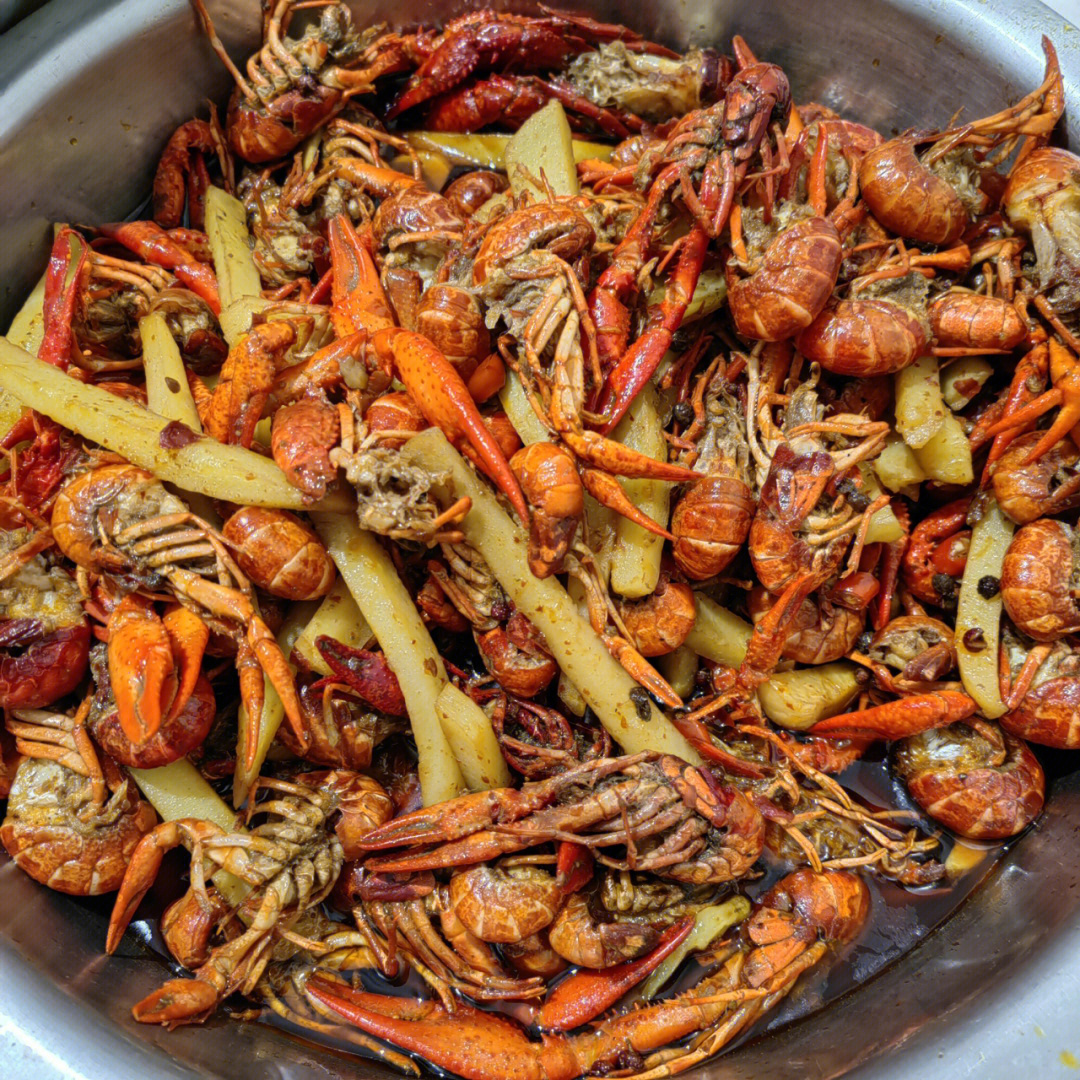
xmin=50 ymin=464 xmax=304 ymax=762
xmin=106 ymin=770 xmax=390 ymax=1025
xmin=306 ymin=869 xmax=869 ymax=1080
xmin=1 ymin=701 xmax=157 ymax=894
xmin=360 ymin=751 xmax=765 ymax=886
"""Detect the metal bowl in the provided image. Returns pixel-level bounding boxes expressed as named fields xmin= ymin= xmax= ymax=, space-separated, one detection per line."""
xmin=2 ymin=1 xmax=1080 ymax=1076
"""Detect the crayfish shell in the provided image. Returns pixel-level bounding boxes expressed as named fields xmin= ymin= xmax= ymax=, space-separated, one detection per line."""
xmin=671 ymin=475 xmax=754 ymax=579
xmin=1 ymin=758 xmax=157 ymax=895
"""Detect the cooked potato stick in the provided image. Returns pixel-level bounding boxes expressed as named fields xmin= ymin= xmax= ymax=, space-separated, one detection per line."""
xmin=640 ymin=897 xmax=751 ymax=1000
xmin=313 ymin=511 xmax=466 ymax=804
xmin=505 ymin=100 xmax=579 ymax=199
xmin=913 ymin=411 xmax=975 ymax=485
xmin=406 ymin=131 xmax=512 ymax=171
xmin=874 ymin=432 xmax=927 ymax=491
xmin=894 ymin=353 xmax=946 ymax=449
xmin=610 ymin=383 xmax=672 ymax=599
xmin=584 ymin=493 xmax=618 ymax=581
xmin=219 ymin=296 xmax=273 ymax=352
xmin=390 ymin=149 xmax=453 ymax=191
xmin=0 ymin=337 xmax=349 ymax=510
xmin=685 ymin=602 xmax=862 ymax=727
xmin=406 ymin=130 xmax=612 ymax=171
xmin=864 ymin=505 xmax=905 ymax=544
xmin=499 ymin=370 xmax=551 ymax=446
xmin=129 ymin=758 xmax=235 ymax=830
xmin=559 ymin=577 xmax=592 ymax=717
xmin=646 ymin=271 xmax=727 ymax=325
xmin=205 ymin=187 xmax=262 ymax=310
xmin=558 ymin=670 xmax=588 ymax=717
xmin=292 ymin=577 xmax=373 ymax=676
xmin=659 ymin=646 xmax=698 ymax=700
xmin=141 ymin=313 xmax=221 ymax=524
xmin=956 ymin=499 xmax=1013 ymax=718
xmin=436 ymin=683 xmax=514 ymax=791
xmin=401 ymin=429 xmax=702 ymax=762
xmin=234 ymin=599 xmax=319 ymax=807
xmin=129 ymin=760 xmax=247 ymax=904
xmin=0 ymin=386 xmax=23 ymax=445
xmin=205 ymin=186 xmax=268 ymax=346
xmin=685 ymin=596 xmax=752 ymax=667
xmin=941 ymin=356 xmax=993 ymax=411
xmin=141 ymin=313 xmax=203 ymax=431
xmin=758 ymin=663 xmax=862 ymax=730
xmin=473 ymin=191 xmax=513 ymax=223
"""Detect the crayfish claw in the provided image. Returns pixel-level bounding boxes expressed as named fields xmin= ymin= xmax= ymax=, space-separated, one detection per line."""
xmin=131 ymin=976 xmax=221 ymax=1027
xmin=810 ymin=690 xmax=977 ymax=740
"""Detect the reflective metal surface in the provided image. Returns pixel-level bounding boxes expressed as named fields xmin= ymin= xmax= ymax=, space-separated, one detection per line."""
xmin=2 ymin=0 xmax=1080 ymax=1076
xmin=0 ymin=0 xmax=47 ymax=34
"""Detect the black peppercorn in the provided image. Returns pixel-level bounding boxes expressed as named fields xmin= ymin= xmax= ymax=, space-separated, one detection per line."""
xmin=932 ymin=572 xmax=957 ymax=600
xmin=672 ymin=401 xmax=694 ymax=426
xmin=629 ymin=686 xmax=652 ymax=720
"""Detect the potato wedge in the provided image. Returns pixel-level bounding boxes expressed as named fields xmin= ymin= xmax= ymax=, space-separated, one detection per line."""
xmin=646 ymin=271 xmax=727 ymax=325
xmin=558 ymin=670 xmax=588 ymax=717
xmin=205 ymin=186 xmax=262 ymax=312
xmin=499 ymin=370 xmax=552 ymax=446
xmin=6 ymin=252 xmax=50 ymax=354
xmin=894 ymin=353 xmax=945 ymax=449
xmin=406 ymin=130 xmax=612 ymax=171
xmin=129 ymin=759 xmax=235 ymax=831
xmin=640 ymin=897 xmax=751 ymax=1000
xmin=234 ymin=599 xmax=319 ymax=807
xmin=874 ymin=432 xmax=927 ymax=491
xmin=2 ymin=227 xmax=77 ymax=438
xmin=944 ymin=839 xmax=991 ymax=876
xmin=758 ymin=663 xmax=862 ymax=730
xmin=219 ymin=296 xmax=272 ymax=351
xmin=129 ymin=760 xmax=247 ymax=904
xmin=389 ymin=149 xmax=452 ymax=192
xmin=141 ymin=313 xmax=203 ymax=431
xmin=505 ymin=100 xmax=579 ymax=199
xmin=292 ymin=577 xmax=373 ymax=676
xmin=659 ymin=646 xmax=698 ymax=700
xmin=205 ymin=187 xmax=269 ymax=345
xmin=858 ymin=466 xmax=905 ymax=544
xmin=684 ymin=596 xmax=752 ymax=667
xmin=913 ymin=411 xmax=975 ymax=485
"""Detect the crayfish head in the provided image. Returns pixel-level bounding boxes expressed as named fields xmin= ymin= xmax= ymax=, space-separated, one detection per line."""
xmin=760 ymin=868 xmax=871 ymax=945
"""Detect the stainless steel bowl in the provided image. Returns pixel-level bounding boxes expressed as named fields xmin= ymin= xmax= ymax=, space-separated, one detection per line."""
xmin=3 ymin=1 xmax=1080 ymax=1076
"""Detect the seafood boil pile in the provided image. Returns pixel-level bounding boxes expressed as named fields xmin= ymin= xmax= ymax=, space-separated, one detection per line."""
xmin=1 ymin=2 xmax=1078 ymax=1076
